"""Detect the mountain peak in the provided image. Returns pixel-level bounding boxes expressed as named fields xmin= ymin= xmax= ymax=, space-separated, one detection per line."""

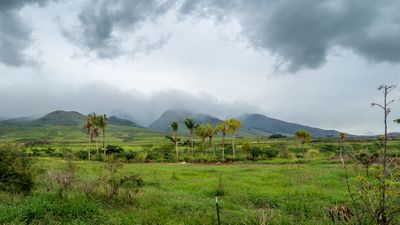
xmin=37 ymin=110 xmax=86 ymax=126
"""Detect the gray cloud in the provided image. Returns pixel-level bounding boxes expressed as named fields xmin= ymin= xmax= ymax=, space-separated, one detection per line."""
xmin=64 ymin=0 xmax=175 ymax=58
xmin=0 ymin=0 xmax=53 ymax=67
xmin=179 ymin=0 xmax=400 ymax=72
xmin=65 ymin=0 xmax=400 ymax=72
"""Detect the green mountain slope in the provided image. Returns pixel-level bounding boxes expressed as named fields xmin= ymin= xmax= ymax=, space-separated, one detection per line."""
xmin=149 ymin=109 xmax=223 ymax=132
xmin=0 ymin=110 xmax=162 ymax=144
xmin=239 ymin=113 xmax=341 ymax=138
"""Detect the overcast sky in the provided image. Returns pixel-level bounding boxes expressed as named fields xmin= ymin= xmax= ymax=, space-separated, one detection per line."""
xmin=0 ymin=0 xmax=399 ymax=135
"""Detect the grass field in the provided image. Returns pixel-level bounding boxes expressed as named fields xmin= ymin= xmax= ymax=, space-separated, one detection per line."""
xmin=1 ymin=122 xmax=399 ymax=224
xmin=0 ymin=159 xmax=351 ymax=225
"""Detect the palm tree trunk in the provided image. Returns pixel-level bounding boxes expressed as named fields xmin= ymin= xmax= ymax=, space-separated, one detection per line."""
xmin=232 ymin=134 xmax=236 ymax=158
xmin=103 ymin=128 xmax=106 ymax=157
xmin=96 ymin=138 xmax=99 ymax=155
xmin=221 ymin=134 xmax=225 ymax=160
xmin=190 ymin=131 xmax=194 ymax=157
xmin=88 ymin=130 xmax=91 ymax=160
xmin=202 ymin=138 xmax=205 ymax=157
xmin=211 ymin=137 xmax=216 ymax=158
xmin=174 ymin=132 xmax=179 ymax=161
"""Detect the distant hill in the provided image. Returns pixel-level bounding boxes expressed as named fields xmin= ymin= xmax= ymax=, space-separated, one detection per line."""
xmin=0 ymin=110 xmax=160 ymax=143
xmin=239 ymin=113 xmax=341 ymax=138
xmin=149 ymin=109 xmax=222 ymax=132
xmin=0 ymin=110 xmax=138 ymax=128
xmin=149 ymin=110 xmax=343 ymax=137
xmin=36 ymin=110 xmax=86 ymax=126
xmin=108 ymin=116 xmax=137 ymax=127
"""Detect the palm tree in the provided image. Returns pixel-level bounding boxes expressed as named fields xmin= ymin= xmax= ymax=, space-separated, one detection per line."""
xmin=85 ymin=115 xmax=93 ymax=160
xmin=97 ymin=114 xmax=108 ymax=157
xmin=92 ymin=114 xmax=100 ymax=155
xmin=295 ymin=130 xmax=312 ymax=157
xmin=216 ymin=122 xmax=227 ymax=160
xmin=195 ymin=124 xmax=213 ymax=157
xmin=208 ymin=125 xmax=217 ymax=158
xmin=184 ymin=118 xmax=197 ymax=157
xmin=225 ymin=119 xmax=242 ymax=158
xmin=170 ymin=121 xmax=179 ymax=160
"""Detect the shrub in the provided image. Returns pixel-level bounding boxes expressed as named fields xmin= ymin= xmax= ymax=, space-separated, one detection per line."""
xmin=264 ymin=147 xmax=279 ymax=159
xmin=242 ymin=143 xmax=251 ymax=156
xmin=106 ymin=145 xmax=124 ymax=155
xmin=44 ymin=147 xmax=56 ymax=156
xmin=75 ymin=150 xmax=88 ymax=160
xmin=268 ymin=134 xmax=287 ymax=139
xmin=0 ymin=144 xmax=34 ymax=194
xmin=114 ymin=150 xmax=136 ymax=161
xmin=147 ymin=144 xmax=174 ymax=162
xmin=134 ymin=152 xmax=147 ymax=163
xmin=318 ymin=144 xmax=339 ymax=153
xmin=306 ymin=149 xmax=320 ymax=158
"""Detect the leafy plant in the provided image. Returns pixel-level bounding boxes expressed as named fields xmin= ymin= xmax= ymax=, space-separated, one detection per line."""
xmin=0 ymin=144 xmax=34 ymax=194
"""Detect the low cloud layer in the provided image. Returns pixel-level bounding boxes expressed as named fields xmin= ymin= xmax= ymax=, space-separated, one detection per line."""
xmin=0 ymin=82 xmax=261 ymax=126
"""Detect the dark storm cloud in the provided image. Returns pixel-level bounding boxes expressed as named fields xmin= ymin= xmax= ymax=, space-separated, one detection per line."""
xmin=64 ymin=0 xmax=175 ymax=58
xmin=68 ymin=0 xmax=400 ymax=72
xmin=179 ymin=0 xmax=400 ymax=72
xmin=0 ymin=0 xmax=52 ymax=67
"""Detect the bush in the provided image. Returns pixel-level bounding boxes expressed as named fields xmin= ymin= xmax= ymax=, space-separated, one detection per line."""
xmin=147 ymin=144 xmax=174 ymax=162
xmin=0 ymin=144 xmax=34 ymax=194
xmin=106 ymin=145 xmax=124 ymax=155
xmin=134 ymin=152 xmax=147 ymax=163
xmin=75 ymin=150 xmax=89 ymax=160
xmin=268 ymin=134 xmax=287 ymax=139
xmin=263 ymin=148 xmax=279 ymax=159
xmin=306 ymin=149 xmax=320 ymax=158
xmin=318 ymin=144 xmax=339 ymax=153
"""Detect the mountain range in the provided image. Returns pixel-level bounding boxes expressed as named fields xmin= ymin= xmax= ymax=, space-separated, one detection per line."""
xmin=0 ymin=109 xmax=344 ymax=139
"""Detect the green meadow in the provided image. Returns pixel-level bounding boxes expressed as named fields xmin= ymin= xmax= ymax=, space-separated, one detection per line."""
xmin=1 ymin=158 xmax=350 ymax=225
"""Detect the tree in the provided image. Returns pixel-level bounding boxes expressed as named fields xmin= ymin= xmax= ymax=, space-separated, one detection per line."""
xmin=97 ymin=114 xmax=108 ymax=157
xmin=295 ymin=130 xmax=312 ymax=157
xmin=216 ymin=122 xmax=227 ymax=160
xmin=91 ymin=113 xmax=100 ymax=155
xmin=225 ymin=119 xmax=242 ymax=158
xmin=184 ymin=118 xmax=197 ymax=157
xmin=208 ymin=125 xmax=217 ymax=158
xmin=169 ymin=121 xmax=179 ymax=161
xmin=371 ymin=84 xmax=397 ymax=225
xmin=195 ymin=124 xmax=213 ymax=157
xmin=85 ymin=115 xmax=94 ymax=160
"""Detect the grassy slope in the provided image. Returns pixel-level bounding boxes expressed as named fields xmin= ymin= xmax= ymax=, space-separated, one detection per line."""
xmin=0 ymin=159 xmax=349 ymax=225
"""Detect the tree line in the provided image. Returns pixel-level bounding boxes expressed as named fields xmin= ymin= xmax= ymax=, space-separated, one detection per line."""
xmin=166 ymin=118 xmax=242 ymax=161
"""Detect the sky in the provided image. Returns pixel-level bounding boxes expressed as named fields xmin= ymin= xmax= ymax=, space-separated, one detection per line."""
xmin=0 ymin=0 xmax=399 ymax=135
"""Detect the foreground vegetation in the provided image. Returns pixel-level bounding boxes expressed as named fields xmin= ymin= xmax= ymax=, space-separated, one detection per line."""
xmin=1 ymin=156 xmax=351 ymax=225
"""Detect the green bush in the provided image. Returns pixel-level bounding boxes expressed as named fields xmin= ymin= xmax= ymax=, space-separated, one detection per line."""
xmin=306 ymin=149 xmax=320 ymax=158
xmin=106 ymin=145 xmax=124 ymax=155
xmin=147 ymin=144 xmax=174 ymax=162
xmin=75 ymin=150 xmax=89 ymax=160
xmin=134 ymin=152 xmax=147 ymax=163
xmin=318 ymin=144 xmax=339 ymax=153
xmin=0 ymin=144 xmax=34 ymax=194
xmin=263 ymin=147 xmax=279 ymax=159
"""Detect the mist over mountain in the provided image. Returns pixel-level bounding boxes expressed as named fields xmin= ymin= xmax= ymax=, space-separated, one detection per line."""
xmin=149 ymin=109 xmax=223 ymax=132
xmin=148 ymin=109 xmax=343 ymax=137
xmin=0 ymin=109 xmax=346 ymax=138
